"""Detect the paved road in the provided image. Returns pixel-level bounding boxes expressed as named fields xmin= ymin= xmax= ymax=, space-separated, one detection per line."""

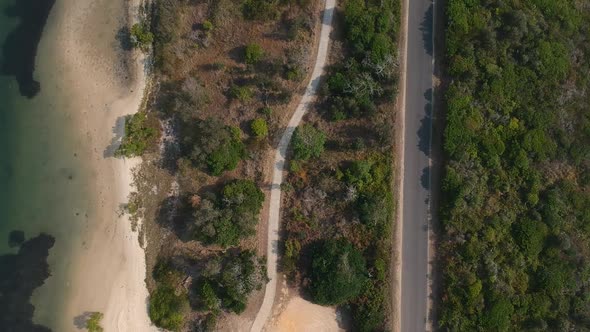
xmin=250 ymin=1 xmax=335 ymax=331
xmin=399 ymin=0 xmax=434 ymax=330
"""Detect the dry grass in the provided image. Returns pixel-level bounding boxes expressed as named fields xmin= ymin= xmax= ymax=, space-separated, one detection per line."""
xmin=138 ymin=0 xmax=325 ymax=330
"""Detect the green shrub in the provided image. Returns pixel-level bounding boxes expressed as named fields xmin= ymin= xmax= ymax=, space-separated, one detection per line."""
xmin=202 ymin=20 xmax=214 ymax=31
xmin=292 ymin=124 xmax=326 ymax=160
xmin=242 ymin=0 xmax=279 ymax=21
xmin=189 ymin=119 xmax=246 ymax=176
xmin=194 ymin=180 xmax=264 ymax=247
xmin=200 ymin=281 xmax=221 ymax=311
xmin=230 ymin=85 xmax=254 ymax=102
xmin=356 ymin=192 xmax=390 ymax=229
xmin=482 ymin=298 xmax=514 ymax=331
xmin=207 ymin=128 xmax=245 ymax=175
xmin=345 ymin=160 xmax=373 ymax=189
xmin=153 ymin=259 xmax=183 ymax=285
xmin=351 ymin=281 xmax=386 ymax=332
xmin=309 ymin=239 xmax=367 ymax=305
xmin=198 ymin=251 xmax=267 ymax=314
xmin=512 ymin=219 xmax=548 ymax=261
xmin=250 ymin=118 xmax=268 ymax=138
xmin=149 ymin=284 xmax=187 ymax=331
xmin=130 ymin=23 xmax=154 ymax=50
xmin=116 ymin=112 xmax=157 ymax=158
xmin=244 ymin=43 xmax=264 ymax=64
xmin=86 ymin=312 xmax=104 ymax=332
xmin=285 ymin=67 xmax=302 ymax=81
xmin=289 ymin=160 xmax=301 ymax=172
xmin=258 ymin=106 xmax=273 ymax=117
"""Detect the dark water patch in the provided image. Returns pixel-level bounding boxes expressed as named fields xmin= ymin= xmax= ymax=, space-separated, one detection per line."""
xmin=0 ymin=232 xmax=54 ymax=331
xmin=1 ymin=0 xmax=56 ymax=98
xmin=7 ymin=230 xmax=24 ymax=248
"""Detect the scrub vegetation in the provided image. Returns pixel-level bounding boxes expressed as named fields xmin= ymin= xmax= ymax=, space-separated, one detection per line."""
xmin=440 ymin=0 xmax=590 ymax=330
xmin=116 ymin=112 xmax=159 ymax=158
xmin=124 ymin=0 xmax=321 ymax=330
xmin=130 ymin=22 xmax=154 ymax=50
xmin=281 ymin=0 xmax=399 ymax=330
xmin=85 ymin=312 xmax=104 ymax=332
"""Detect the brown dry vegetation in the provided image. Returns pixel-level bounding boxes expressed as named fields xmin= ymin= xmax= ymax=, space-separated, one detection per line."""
xmin=130 ymin=0 xmax=324 ymax=331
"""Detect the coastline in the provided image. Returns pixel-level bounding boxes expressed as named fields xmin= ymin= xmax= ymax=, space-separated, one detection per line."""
xmin=28 ymin=0 xmax=155 ymax=330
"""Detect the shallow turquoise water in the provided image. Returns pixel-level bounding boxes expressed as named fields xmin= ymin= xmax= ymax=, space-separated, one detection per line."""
xmin=0 ymin=0 xmax=95 ymax=329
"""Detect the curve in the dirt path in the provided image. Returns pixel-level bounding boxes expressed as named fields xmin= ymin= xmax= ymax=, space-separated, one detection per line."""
xmin=250 ymin=1 xmax=336 ymax=331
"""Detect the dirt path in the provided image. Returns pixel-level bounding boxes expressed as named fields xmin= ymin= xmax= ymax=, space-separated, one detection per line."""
xmin=391 ymin=0 xmax=410 ymax=328
xmin=249 ymin=1 xmax=336 ymax=331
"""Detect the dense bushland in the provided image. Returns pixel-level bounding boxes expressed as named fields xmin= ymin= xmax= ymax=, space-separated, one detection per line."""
xmin=282 ymin=0 xmax=399 ymax=330
xmin=439 ymin=0 xmax=590 ymax=330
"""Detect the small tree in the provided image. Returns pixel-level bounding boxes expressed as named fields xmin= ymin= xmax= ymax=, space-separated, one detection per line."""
xmin=309 ymin=239 xmax=367 ymax=305
xmin=251 ymin=118 xmax=268 ymax=138
xmin=116 ymin=112 xmax=157 ymax=158
xmin=189 ymin=119 xmax=246 ymax=176
xmin=130 ymin=23 xmax=154 ymax=50
xmin=194 ymin=180 xmax=265 ymax=247
xmin=230 ymin=85 xmax=254 ymax=102
xmin=244 ymin=43 xmax=264 ymax=64
xmin=242 ymin=0 xmax=279 ymax=21
xmin=202 ymin=20 xmax=214 ymax=31
xmin=149 ymin=284 xmax=186 ymax=331
xmin=292 ymin=124 xmax=326 ymax=160
xmin=86 ymin=312 xmax=104 ymax=332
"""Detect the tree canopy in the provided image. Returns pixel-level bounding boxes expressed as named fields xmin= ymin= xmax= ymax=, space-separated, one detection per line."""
xmin=194 ymin=180 xmax=264 ymax=247
xmin=187 ymin=118 xmax=246 ymax=176
xmin=291 ymin=124 xmax=326 ymax=160
xmin=439 ymin=0 xmax=590 ymax=330
xmin=148 ymin=284 xmax=187 ymax=331
xmin=308 ymin=239 xmax=367 ymax=305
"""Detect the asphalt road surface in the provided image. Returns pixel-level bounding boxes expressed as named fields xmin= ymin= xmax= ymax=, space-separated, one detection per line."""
xmin=400 ymin=0 xmax=434 ymax=330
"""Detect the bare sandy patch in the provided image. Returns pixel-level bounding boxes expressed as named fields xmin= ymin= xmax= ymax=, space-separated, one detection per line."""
xmin=267 ymin=297 xmax=342 ymax=332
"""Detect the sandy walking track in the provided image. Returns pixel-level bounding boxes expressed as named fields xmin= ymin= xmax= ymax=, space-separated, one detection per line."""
xmin=250 ymin=1 xmax=336 ymax=331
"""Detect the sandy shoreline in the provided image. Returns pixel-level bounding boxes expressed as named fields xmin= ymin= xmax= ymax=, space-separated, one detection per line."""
xmin=36 ymin=0 xmax=156 ymax=330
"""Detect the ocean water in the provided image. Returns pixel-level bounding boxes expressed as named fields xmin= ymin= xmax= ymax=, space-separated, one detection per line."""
xmin=0 ymin=0 xmax=95 ymax=329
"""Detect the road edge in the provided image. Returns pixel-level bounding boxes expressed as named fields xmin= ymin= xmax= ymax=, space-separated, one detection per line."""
xmin=391 ymin=0 xmax=410 ymax=329
xmin=426 ymin=0 xmax=436 ymax=330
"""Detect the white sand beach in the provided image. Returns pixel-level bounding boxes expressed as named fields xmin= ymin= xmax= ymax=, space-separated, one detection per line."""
xmin=33 ymin=0 xmax=157 ymax=330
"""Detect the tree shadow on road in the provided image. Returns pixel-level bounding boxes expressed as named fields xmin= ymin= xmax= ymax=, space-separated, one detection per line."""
xmin=420 ymin=2 xmax=434 ymax=57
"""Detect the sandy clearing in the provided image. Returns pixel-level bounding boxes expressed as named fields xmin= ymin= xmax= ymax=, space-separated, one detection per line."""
xmin=267 ymin=297 xmax=342 ymax=332
xmin=249 ymin=0 xmax=336 ymax=331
